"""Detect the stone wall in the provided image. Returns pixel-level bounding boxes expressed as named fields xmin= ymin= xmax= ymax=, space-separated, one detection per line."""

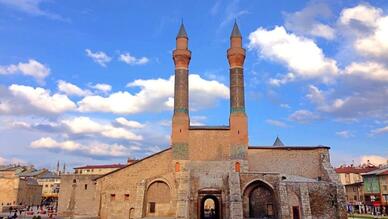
xmin=57 ymin=174 xmax=99 ymax=218
xmin=247 ymin=148 xmax=328 ymax=179
xmin=97 ymin=149 xmax=176 ymax=219
xmin=0 ymin=174 xmax=19 ymax=206
xmin=188 ymin=129 xmax=231 ymax=161
xmin=0 ymin=172 xmax=42 ymax=207
xmin=17 ymin=179 xmax=42 ymax=206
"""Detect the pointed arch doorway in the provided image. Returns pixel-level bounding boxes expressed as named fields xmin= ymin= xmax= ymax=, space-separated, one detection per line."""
xmin=198 ymin=190 xmax=222 ymax=219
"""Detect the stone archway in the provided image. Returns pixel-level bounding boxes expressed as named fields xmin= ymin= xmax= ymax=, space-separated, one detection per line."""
xmin=243 ymin=180 xmax=277 ymax=219
xmin=200 ymin=195 xmax=220 ymax=219
xmin=145 ymin=180 xmax=173 ymax=217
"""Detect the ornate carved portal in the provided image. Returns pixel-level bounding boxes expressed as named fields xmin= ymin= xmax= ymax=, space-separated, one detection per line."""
xmin=198 ymin=190 xmax=222 ymax=219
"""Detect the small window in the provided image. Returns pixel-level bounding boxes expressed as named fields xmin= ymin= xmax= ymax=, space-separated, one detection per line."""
xmin=110 ymin=194 xmax=116 ymax=201
xmin=354 ymin=195 xmax=357 ymax=201
xmin=73 ymin=179 xmax=76 ymax=183
xmin=84 ymin=184 xmax=88 ymax=190
xmin=45 ymin=184 xmax=48 ymax=188
xmin=124 ymin=194 xmax=129 ymax=200
xmin=149 ymin=202 xmax=156 ymax=213
xmin=235 ymin=162 xmax=241 ymax=172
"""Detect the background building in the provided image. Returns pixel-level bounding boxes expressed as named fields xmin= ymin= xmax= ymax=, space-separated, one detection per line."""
xmin=0 ymin=165 xmax=42 ymax=209
xmin=362 ymin=166 xmax=388 ymax=215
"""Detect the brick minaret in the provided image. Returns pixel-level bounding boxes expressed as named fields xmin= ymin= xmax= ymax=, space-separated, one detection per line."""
xmin=172 ymin=23 xmax=191 ymax=159
xmin=227 ymin=21 xmax=248 ymax=159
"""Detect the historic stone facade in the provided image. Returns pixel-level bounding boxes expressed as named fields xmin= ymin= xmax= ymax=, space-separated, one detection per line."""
xmin=63 ymin=22 xmax=347 ymax=219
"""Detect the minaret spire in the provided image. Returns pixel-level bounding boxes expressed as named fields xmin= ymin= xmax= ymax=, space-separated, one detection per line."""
xmin=231 ymin=20 xmax=242 ymax=38
xmin=172 ymin=22 xmax=192 ymax=160
xmin=177 ymin=22 xmax=187 ymax=38
xmin=227 ymin=21 xmax=248 ymax=159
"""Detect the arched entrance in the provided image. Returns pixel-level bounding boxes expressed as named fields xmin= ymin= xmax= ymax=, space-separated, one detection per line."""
xmin=200 ymin=195 xmax=220 ymax=219
xmin=243 ymin=180 xmax=277 ymax=219
xmin=145 ymin=180 xmax=173 ymax=217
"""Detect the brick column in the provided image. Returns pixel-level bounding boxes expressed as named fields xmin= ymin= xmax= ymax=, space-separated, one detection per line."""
xmin=278 ymin=182 xmax=291 ymax=219
xmin=134 ymin=180 xmax=146 ymax=219
xmin=229 ymin=171 xmax=243 ymax=219
xmin=300 ymin=184 xmax=312 ymax=219
xmin=176 ymin=164 xmax=190 ymax=219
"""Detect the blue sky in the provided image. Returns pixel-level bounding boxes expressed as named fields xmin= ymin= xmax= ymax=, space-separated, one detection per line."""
xmin=0 ymin=0 xmax=387 ymax=170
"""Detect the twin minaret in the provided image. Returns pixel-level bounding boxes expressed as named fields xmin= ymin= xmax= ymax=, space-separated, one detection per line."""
xmin=172 ymin=22 xmax=248 ymax=159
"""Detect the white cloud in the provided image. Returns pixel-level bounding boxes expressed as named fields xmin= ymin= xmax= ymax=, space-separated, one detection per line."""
xmin=336 ymin=130 xmax=353 ymax=138
xmin=266 ymin=119 xmax=289 ymax=128
xmin=339 ymin=4 xmax=382 ymax=29
xmin=370 ymin=126 xmax=388 ymax=135
xmin=30 ymin=137 xmax=129 ymax=157
xmin=0 ymin=59 xmax=50 ymax=82
xmin=61 ymin=116 xmax=142 ymax=141
xmin=57 ymin=80 xmax=91 ymax=96
xmin=248 ymin=26 xmax=338 ymax=83
xmin=288 ymin=109 xmax=319 ymax=124
xmin=354 ymin=16 xmax=388 ymax=58
xmin=360 ymin=155 xmax=387 ymax=166
xmin=306 ymin=84 xmax=388 ymax=119
xmin=339 ymin=4 xmax=388 ymax=59
xmin=78 ymin=74 xmax=228 ymax=114
xmin=119 ymin=53 xmax=149 ymax=65
xmin=115 ymin=117 xmax=144 ymax=128
xmin=0 ymin=0 xmax=65 ymax=20
xmin=90 ymin=83 xmax=112 ymax=93
xmin=285 ymin=2 xmax=335 ymax=40
xmin=9 ymin=84 xmax=76 ymax=114
xmin=85 ymin=49 xmax=112 ymax=67
xmin=344 ymin=62 xmax=388 ymax=81
xmin=310 ymin=24 xmax=335 ymax=40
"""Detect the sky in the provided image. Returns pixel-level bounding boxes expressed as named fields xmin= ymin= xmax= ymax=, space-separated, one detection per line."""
xmin=0 ymin=0 xmax=387 ymax=170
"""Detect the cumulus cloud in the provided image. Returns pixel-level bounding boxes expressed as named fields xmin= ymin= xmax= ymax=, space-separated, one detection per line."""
xmin=248 ymin=26 xmax=338 ymax=84
xmin=306 ymin=84 xmax=388 ymax=119
xmin=285 ymin=2 xmax=335 ymax=40
xmin=78 ymin=74 xmax=229 ymax=114
xmin=344 ymin=62 xmax=388 ymax=81
xmin=266 ymin=119 xmax=289 ymax=128
xmin=90 ymin=83 xmax=112 ymax=93
xmin=57 ymin=80 xmax=91 ymax=96
xmin=115 ymin=117 xmax=145 ymax=128
xmin=61 ymin=116 xmax=143 ymax=141
xmin=339 ymin=4 xmax=388 ymax=59
xmin=85 ymin=49 xmax=112 ymax=67
xmin=30 ymin=137 xmax=129 ymax=157
xmin=7 ymin=84 xmax=76 ymax=114
xmin=0 ymin=59 xmax=50 ymax=82
xmin=288 ymin=109 xmax=319 ymax=124
xmin=119 ymin=53 xmax=149 ymax=65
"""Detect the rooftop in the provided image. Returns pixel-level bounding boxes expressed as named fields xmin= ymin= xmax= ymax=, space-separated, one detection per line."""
xmin=335 ymin=165 xmax=378 ymax=174
xmin=74 ymin=164 xmax=127 ymax=170
xmin=189 ymin=125 xmax=230 ymax=130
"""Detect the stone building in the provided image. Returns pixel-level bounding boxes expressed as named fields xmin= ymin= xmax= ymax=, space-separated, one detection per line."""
xmin=58 ymin=163 xmax=131 ymax=218
xmin=63 ymin=23 xmax=347 ymax=219
xmin=335 ymin=164 xmax=377 ymax=212
xmin=36 ymin=171 xmax=61 ymax=204
xmin=0 ymin=166 xmax=42 ymax=208
xmin=362 ymin=166 xmax=388 ymax=215
xmin=74 ymin=164 xmax=127 ymax=175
